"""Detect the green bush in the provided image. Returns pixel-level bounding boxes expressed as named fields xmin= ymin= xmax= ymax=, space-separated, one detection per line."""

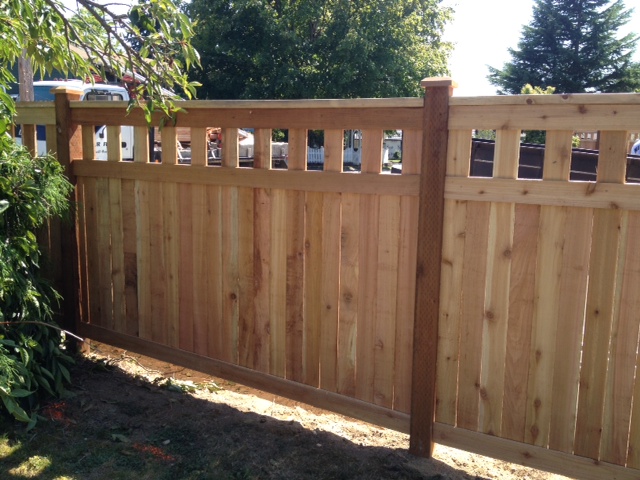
xmin=0 ymin=135 xmax=74 ymax=427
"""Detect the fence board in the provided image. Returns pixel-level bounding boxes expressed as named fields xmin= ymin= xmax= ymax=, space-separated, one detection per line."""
xmin=575 ymin=130 xmax=627 ymax=459
xmin=236 ymin=186 xmax=253 ymax=366
xmin=304 ymin=191 xmax=323 ymax=387
xmin=253 ymin=188 xmax=271 ymax=373
xmin=96 ymin=178 xmax=113 ymax=330
xmin=147 ymin=182 xmax=167 ymax=344
xmin=502 ymin=203 xmax=539 ymax=442
xmin=356 ymin=194 xmax=379 ymax=403
xmin=337 ymin=193 xmax=359 ymax=397
xmin=178 ymin=184 xmax=194 ymax=351
xmin=286 ymin=189 xmax=305 ymax=382
xmin=163 ymin=183 xmax=180 ymax=349
xmin=223 ymin=186 xmax=241 ymax=365
xmin=270 ymin=189 xmax=287 ymax=377
xmin=600 ymin=211 xmax=640 ymax=465
xmin=205 ymin=186 xmax=223 ymax=358
xmin=320 ymin=193 xmax=341 ymax=392
xmin=456 ymin=201 xmax=490 ymax=431
xmin=373 ymin=195 xmax=400 ymax=408
xmin=108 ymin=178 xmax=126 ymax=334
xmin=436 ymin=129 xmax=472 ymax=425
xmin=548 ymin=207 xmax=592 ymax=453
xmin=190 ymin=185 xmax=208 ymax=356
xmin=393 ymin=195 xmax=418 ymax=413
xmin=135 ymin=181 xmax=151 ymax=340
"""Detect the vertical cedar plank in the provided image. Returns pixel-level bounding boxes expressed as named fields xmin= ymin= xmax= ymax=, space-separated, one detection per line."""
xmin=163 ymin=183 xmax=180 ymax=349
xmin=96 ymin=178 xmax=113 ymax=330
xmin=362 ymin=129 xmax=383 ymax=173
xmin=304 ymin=191 xmax=323 ymax=387
xmin=574 ymin=130 xmax=627 ymax=459
xmin=53 ymin=88 xmax=83 ymax=337
xmin=106 ymin=126 xmax=122 ymax=162
xmin=205 ymin=186 xmax=223 ymax=358
xmin=410 ymin=78 xmax=455 ymax=457
xmin=501 ymin=203 xmax=539 ymax=442
xmin=135 ymin=181 xmax=151 ymax=340
xmin=478 ymin=129 xmax=518 ymax=436
xmin=133 ymin=126 xmax=149 ymax=163
xmin=548 ymin=207 xmax=593 ymax=453
xmin=147 ymin=182 xmax=167 ymax=344
xmin=456 ymin=202 xmax=491 ymax=431
xmin=337 ymin=193 xmax=359 ymax=396
xmin=161 ymin=126 xmax=178 ymax=165
xmin=285 ymin=129 xmax=306 ymax=381
xmin=323 ymin=129 xmax=344 ymax=172
xmin=252 ymin=132 xmax=272 ymax=370
xmin=355 ymin=193 xmax=379 ymax=403
xmin=602 ymin=211 xmax=640 ymax=465
xmin=395 ymin=128 xmax=421 ymax=411
xmin=75 ymin=180 xmax=89 ymax=326
xmin=401 ymin=129 xmax=423 ymax=175
xmin=222 ymin=186 xmax=240 ymax=365
xmin=253 ymin=188 xmax=271 ymax=373
xmin=288 ymin=128 xmax=307 ymax=170
xmin=84 ymin=177 xmax=101 ymax=326
xmin=178 ymin=184 xmax=194 ymax=351
xmin=373 ymin=195 xmax=401 ymax=408
xmin=270 ymin=189 xmax=287 ymax=377
xmin=46 ymin=124 xmax=59 ymax=160
xmin=222 ymin=128 xmax=239 ymax=167
xmin=120 ymin=180 xmax=138 ymax=337
xmin=320 ymin=193 xmax=341 ymax=392
xmin=520 ymin=130 xmax=572 ymax=446
xmin=108 ymin=178 xmax=126 ymax=334
xmin=22 ymin=124 xmax=37 ymax=157
xmin=546 ymin=131 xmax=590 ymax=454
xmin=319 ymin=130 xmax=343 ymax=391
xmin=191 ymin=185 xmax=209 ymax=355
xmin=253 ymin=128 xmax=272 ymax=169
xmin=479 ymin=201 xmax=513 ymax=436
xmin=393 ymin=195 xmax=419 ymax=413
xmin=191 ymin=127 xmax=208 ymax=166
xmin=435 ymin=129 xmax=471 ymax=425
xmin=81 ymin=125 xmax=94 ymax=161
xmin=626 ymin=221 xmax=640 ymax=468
xmin=236 ymin=187 xmax=254 ymax=366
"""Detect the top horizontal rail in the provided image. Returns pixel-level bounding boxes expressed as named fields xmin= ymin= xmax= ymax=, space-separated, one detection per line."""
xmin=450 ymin=92 xmax=640 ymax=106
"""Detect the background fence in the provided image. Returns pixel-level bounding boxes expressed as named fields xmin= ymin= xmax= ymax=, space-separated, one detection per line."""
xmin=14 ymin=81 xmax=640 ymax=480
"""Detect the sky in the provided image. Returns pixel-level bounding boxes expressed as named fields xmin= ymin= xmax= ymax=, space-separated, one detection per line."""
xmin=442 ymin=0 xmax=640 ymax=97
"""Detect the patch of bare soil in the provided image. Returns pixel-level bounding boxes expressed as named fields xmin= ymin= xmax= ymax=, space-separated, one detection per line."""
xmin=69 ymin=342 xmax=572 ymax=479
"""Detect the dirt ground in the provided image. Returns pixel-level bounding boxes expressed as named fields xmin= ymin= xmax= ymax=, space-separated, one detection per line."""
xmin=24 ymin=341 xmax=569 ymax=480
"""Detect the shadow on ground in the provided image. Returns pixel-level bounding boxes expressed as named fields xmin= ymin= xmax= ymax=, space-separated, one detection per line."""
xmin=0 ymin=354 xmax=487 ymax=480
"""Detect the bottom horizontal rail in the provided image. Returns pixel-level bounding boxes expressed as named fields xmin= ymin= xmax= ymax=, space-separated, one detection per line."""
xmin=78 ymin=323 xmax=410 ymax=434
xmin=433 ymin=423 xmax=638 ymax=480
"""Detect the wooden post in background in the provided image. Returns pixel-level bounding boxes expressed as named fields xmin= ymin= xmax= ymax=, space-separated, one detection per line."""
xmin=53 ymin=87 xmax=83 ymax=343
xmin=409 ymin=77 xmax=456 ymax=457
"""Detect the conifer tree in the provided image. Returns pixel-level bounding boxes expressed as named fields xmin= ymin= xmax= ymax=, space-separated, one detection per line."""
xmin=488 ymin=0 xmax=640 ymax=94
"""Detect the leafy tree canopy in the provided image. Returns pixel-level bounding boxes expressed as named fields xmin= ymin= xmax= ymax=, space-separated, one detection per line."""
xmin=488 ymin=0 xmax=640 ymax=94
xmin=186 ymin=0 xmax=453 ymax=99
xmin=0 ymin=0 xmax=200 ymax=125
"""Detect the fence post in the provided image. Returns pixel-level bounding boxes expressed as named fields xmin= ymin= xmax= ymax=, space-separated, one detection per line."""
xmin=409 ymin=77 xmax=456 ymax=457
xmin=52 ymin=87 xmax=83 ymax=344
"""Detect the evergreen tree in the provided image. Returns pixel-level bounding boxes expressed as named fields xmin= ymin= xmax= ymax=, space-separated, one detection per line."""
xmin=488 ymin=0 xmax=640 ymax=94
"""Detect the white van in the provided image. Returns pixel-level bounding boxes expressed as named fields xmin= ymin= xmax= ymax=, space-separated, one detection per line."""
xmin=17 ymin=80 xmax=134 ymax=161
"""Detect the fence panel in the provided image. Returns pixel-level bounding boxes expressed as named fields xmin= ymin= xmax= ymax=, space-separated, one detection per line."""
xmin=435 ymin=93 xmax=640 ymax=480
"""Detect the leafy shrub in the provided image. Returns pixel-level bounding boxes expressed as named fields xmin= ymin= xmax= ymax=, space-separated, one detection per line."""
xmin=0 ymin=135 xmax=74 ymax=427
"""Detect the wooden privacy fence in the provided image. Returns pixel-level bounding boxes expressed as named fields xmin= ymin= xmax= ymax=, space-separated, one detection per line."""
xmin=14 ymin=80 xmax=640 ymax=480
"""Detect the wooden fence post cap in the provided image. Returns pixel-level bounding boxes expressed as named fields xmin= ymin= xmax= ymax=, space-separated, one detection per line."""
xmin=51 ymin=86 xmax=84 ymax=96
xmin=420 ymin=77 xmax=458 ymax=89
